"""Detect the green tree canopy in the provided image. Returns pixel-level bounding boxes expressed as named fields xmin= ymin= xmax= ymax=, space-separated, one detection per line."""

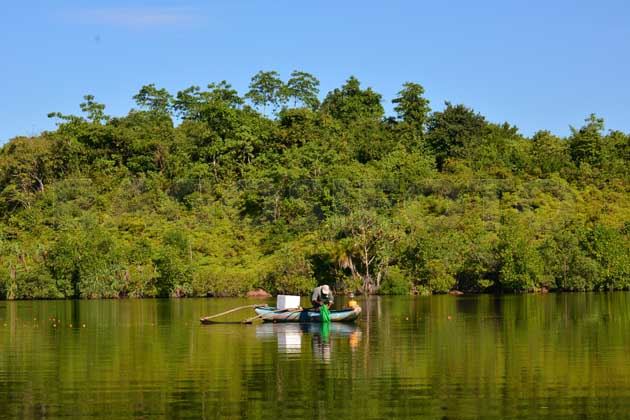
xmin=321 ymin=76 xmax=384 ymax=124
xmin=245 ymin=70 xmax=286 ymax=114
xmin=286 ymin=70 xmax=320 ymax=109
xmin=133 ymin=84 xmax=173 ymax=114
xmin=426 ymin=102 xmax=488 ymax=169
xmin=0 ymin=70 xmax=629 ymax=300
xmin=79 ymin=95 xmax=109 ymax=124
xmin=569 ymin=114 xmax=606 ymax=167
xmin=392 ymin=82 xmax=431 ymax=134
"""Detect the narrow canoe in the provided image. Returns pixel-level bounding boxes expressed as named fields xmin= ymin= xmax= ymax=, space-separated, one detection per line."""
xmin=254 ymin=306 xmax=362 ymax=323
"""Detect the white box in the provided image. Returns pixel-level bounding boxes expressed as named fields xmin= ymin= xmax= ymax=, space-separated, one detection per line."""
xmin=277 ymin=295 xmax=301 ymax=310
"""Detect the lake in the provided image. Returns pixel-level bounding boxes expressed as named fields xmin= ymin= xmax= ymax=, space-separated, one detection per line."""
xmin=1 ymin=293 xmax=629 ymax=419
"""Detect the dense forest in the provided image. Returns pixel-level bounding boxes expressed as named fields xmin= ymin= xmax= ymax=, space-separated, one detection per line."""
xmin=0 ymin=71 xmax=628 ymax=299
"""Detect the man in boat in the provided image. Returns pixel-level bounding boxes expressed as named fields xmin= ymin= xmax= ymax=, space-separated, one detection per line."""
xmin=311 ymin=284 xmax=333 ymax=309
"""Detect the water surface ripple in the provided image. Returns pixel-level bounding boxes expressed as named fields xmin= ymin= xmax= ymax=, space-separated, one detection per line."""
xmin=1 ymin=294 xmax=629 ymax=418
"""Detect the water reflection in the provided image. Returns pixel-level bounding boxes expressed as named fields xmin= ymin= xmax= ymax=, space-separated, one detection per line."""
xmin=255 ymin=323 xmax=362 ymax=359
xmin=3 ymin=294 xmax=630 ymax=418
xmin=256 ymin=323 xmax=303 ymax=353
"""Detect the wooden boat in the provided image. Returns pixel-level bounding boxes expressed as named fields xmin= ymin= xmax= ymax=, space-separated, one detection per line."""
xmin=253 ymin=306 xmax=361 ymax=323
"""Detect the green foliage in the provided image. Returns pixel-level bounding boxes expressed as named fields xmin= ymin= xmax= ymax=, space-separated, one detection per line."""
xmin=173 ymin=82 xmax=243 ymax=120
xmin=325 ymin=209 xmax=404 ymax=293
xmin=321 ymin=76 xmax=384 ymax=124
xmin=46 ymin=235 xmax=81 ymax=297
xmin=379 ymin=266 xmax=412 ymax=295
xmin=377 ymin=146 xmax=435 ymax=202
xmin=154 ymin=248 xmax=192 ymax=298
xmin=133 ymin=84 xmax=173 ymax=115
xmin=191 ymin=265 xmax=259 ymax=297
xmin=497 ymin=228 xmax=543 ymax=292
xmin=122 ymin=264 xmax=158 ymax=298
xmin=569 ymin=114 xmax=606 ymax=167
xmin=0 ymin=72 xmax=628 ymax=299
xmin=79 ymin=95 xmax=109 ymax=124
xmin=426 ymin=102 xmax=488 ymax=169
xmin=530 ymin=130 xmax=570 ymax=175
xmin=245 ymin=70 xmax=286 ymax=113
xmin=392 ymin=82 xmax=431 ymax=134
xmin=425 ymin=260 xmax=456 ymax=293
xmin=286 ymin=71 xmax=320 ymax=109
xmin=582 ymin=225 xmax=630 ymax=290
xmin=266 ymin=243 xmax=316 ymax=294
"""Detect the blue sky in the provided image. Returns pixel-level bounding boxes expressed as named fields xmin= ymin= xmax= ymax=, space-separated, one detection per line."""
xmin=1 ymin=0 xmax=629 ymax=142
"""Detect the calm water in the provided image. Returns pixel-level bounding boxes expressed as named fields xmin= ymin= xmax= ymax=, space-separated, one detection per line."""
xmin=1 ymin=294 xmax=630 ymax=419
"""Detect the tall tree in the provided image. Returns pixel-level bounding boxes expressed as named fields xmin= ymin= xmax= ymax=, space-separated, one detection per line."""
xmin=79 ymin=95 xmax=109 ymax=124
xmin=174 ymin=81 xmax=243 ymax=120
xmin=133 ymin=84 xmax=173 ymax=114
xmin=245 ymin=70 xmax=286 ymax=114
xmin=286 ymin=70 xmax=320 ymax=109
xmin=569 ymin=114 xmax=605 ymax=167
xmin=205 ymin=81 xmax=244 ymax=107
xmin=392 ymin=82 xmax=431 ymax=134
xmin=327 ymin=210 xmax=400 ymax=293
xmin=426 ymin=102 xmax=488 ymax=169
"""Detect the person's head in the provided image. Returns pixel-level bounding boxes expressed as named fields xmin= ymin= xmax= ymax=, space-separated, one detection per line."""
xmin=348 ymin=292 xmax=355 ymax=299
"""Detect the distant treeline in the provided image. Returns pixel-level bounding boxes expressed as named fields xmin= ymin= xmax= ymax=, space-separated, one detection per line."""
xmin=0 ymin=71 xmax=628 ymax=299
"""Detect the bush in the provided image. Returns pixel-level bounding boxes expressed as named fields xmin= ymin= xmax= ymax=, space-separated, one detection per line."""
xmin=562 ymin=255 xmax=601 ymax=291
xmin=46 ymin=237 xmax=80 ymax=297
xmin=77 ymin=262 xmax=124 ymax=298
xmin=153 ymin=248 xmax=192 ymax=297
xmin=266 ymin=246 xmax=316 ymax=295
xmin=583 ymin=225 xmax=630 ymax=290
xmin=497 ymin=231 xmax=544 ymax=292
xmin=379 ymin=266 xmax=412 ymax=295
xmin=121 ymin=264 xmax=158 ymax=298
xmin=6 ymin=265 xmax=63 ymax=299
xmin=425 ymin=260 xmax=456 ymax=293
xmin=192 ymin=265 xmax=260 ymax=297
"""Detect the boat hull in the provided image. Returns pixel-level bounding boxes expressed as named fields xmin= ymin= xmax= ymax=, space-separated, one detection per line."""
xmin=254 ymin=306 xmax=361 ymax=323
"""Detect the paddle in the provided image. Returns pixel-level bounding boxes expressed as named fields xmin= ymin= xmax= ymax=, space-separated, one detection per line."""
xmin=200 ymin=304 xmax=263 ymax=324
xmin=241 ymin=307 xmax=302 ymax=324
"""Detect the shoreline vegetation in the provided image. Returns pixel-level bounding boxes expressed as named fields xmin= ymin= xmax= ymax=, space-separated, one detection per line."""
xmin=0 ymin=71 xmax=628 ymax=300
